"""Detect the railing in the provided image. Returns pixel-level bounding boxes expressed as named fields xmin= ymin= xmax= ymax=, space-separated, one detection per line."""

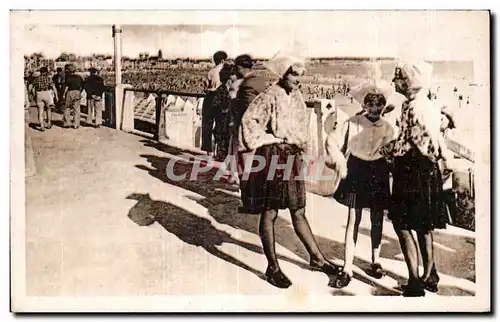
xmin=114 ymin=86 xmax=476 ymax=165
xmin=123 ymin=88 xmax=205 ymax=141
xmin=121 ymin=88 xmax=473 ymax=154
xmin=121 ymin=87 xmax=324 ymax=144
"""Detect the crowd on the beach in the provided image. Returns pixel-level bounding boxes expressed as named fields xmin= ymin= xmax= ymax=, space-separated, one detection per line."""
xmin=102 ymin=69 xmax=207 ymax=93
xmin=303 ymin=82 xmax=352 ymax=100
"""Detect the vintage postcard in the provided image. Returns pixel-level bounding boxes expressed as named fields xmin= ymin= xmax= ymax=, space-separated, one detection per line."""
xmin=10 ymin=10 xmax=490 ymax=312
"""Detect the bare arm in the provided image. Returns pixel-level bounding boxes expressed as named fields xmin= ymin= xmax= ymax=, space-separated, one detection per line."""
xmin=51 ymin=84 xmax=58 ymax=101
xmin=62 ymin=86 xmax=68 ymax=100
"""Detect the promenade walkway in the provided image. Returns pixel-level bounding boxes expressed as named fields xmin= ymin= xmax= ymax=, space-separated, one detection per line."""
xmin=24 ymin=110 xmax=476 ymax=301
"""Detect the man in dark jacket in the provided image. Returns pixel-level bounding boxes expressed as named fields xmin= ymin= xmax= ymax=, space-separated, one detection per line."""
xmin=232 ymin=54 xmax=269 ymax=131
xmin=52 ymin=67 xmax=66 ymax=109
xmin=84 ymin=68 xmax=106 ymax=128
xmin=232 ymin=54 xmax=269 ymax=213
xmin=62 ymin=64 xmax=84 ymax=129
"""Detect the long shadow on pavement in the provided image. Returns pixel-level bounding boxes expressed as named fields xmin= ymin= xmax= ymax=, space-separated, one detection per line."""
xmin=126 ymin=192 xmax=266 ymax=282
xmin=140 ymin=139 xmax=197 ymax=158
xmin=135 ymin=152 xmax=405 ymax=295
xmin=133 ymin=154 xmax=322 ymax=271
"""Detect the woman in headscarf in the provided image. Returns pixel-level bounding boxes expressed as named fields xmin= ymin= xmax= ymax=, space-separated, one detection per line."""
xmin=380 ymin=60 xmax=452 ymax=296
xmin=239 ymin=51 xmax=338 ymax=289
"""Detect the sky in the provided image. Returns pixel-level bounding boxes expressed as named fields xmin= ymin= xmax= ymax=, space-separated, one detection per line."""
xmin=20 ymin=11 xmax=489 ymax=62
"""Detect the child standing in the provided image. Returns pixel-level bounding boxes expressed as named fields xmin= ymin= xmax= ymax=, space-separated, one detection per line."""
xmin=325 ymin=81 xmax=397 ymax=288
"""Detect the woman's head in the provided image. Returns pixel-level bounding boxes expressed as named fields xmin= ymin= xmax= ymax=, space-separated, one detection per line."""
xmin=219 ymin=63 xmax=235 ymax=84
xmin=234 ymin=54 xmax=254 ymax=79
xmin=392 ymin=67 xmax=411 ymax=96
xmin=392 ymin=60 xmax=434 ymax=97
xmin=265 ymin=50 xmax=306 ymax=85
xmin=280 ymin=63 xmax=305 ymax=92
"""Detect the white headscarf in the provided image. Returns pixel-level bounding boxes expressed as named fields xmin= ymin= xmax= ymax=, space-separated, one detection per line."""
xmin=264 ymin=50 xmax=306 ymax=78
xmin=395 ymin=59 xmax=434 ymax=90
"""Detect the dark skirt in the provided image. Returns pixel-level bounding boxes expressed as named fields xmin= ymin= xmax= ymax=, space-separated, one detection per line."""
xmin=389 ymin=147 xmax=448 ymax=232
xmin=334 ymin=155 xmax=390 ymax=209
xmin=240 ymin=143 xmax=306 ymax=214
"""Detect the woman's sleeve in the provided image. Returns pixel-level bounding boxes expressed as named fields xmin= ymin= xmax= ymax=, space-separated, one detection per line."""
xmin=379 ymin=122 xmax=400 ymax=158
xmin=239 ymin=93 xmax=275 ymax=151
xmin=287 ymin=92 xmax=310 ymax=151
xmin=437 ymin=132 xmax=453 ymax=161
xmin=326 ymin=119 xmax=348 ymax=152
xmin=301 ymin=107 xmax=312 ymax=152
xmin=407 ymin=99 xmax=445 ymax=161
xmin=385 ymin=121 xmax=399 ymax=143
xmin=325 ymin=119 xmax=349 ymax=166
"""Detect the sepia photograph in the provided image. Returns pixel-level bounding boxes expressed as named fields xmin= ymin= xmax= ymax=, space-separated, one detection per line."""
xmin=10 ymin=10 xmax=490 ymax=312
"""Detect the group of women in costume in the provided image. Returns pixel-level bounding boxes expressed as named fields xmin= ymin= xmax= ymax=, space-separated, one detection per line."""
xmin=206 ymin=50 xmax=454 ymax=297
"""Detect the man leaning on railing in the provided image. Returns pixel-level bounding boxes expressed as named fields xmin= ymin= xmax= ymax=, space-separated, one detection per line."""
xmin=84 ymin=67 xmax=106 ymax=128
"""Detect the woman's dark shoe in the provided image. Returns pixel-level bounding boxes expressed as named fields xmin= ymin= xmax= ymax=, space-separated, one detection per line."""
xmin=333 ymin=271 xmax=352 ymax=289
xmin=265 ymin=267 xmax=292 ymax=289
xmin=310 ymin=260 xmax=341 ymax=276
xmin=369 ymin=263 xmax=385 ymax=279
xmin=422 ymin=266 xmax=440 ymax=293
xmin=402 ymin=279 xmax=425 ymax=297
